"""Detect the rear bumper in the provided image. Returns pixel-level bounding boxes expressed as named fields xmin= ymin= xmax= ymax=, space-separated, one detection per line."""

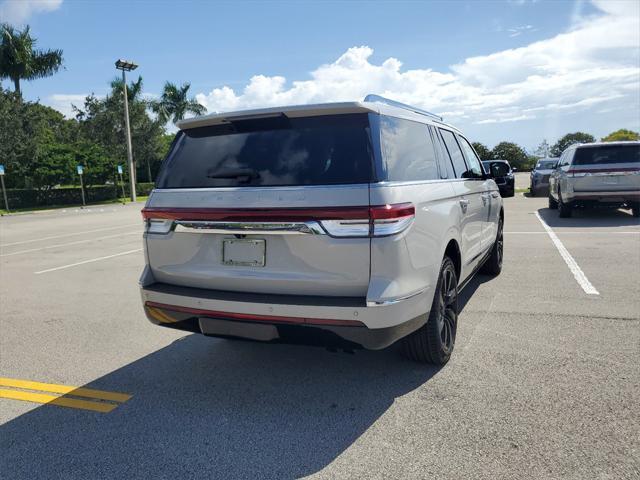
xmin=531 ymin=178 xmax=550 ymax=189
xmin=140 ymin=280 xmax=430 ymax=350
xmin=570 ymin=190 xmax=640 ymax=202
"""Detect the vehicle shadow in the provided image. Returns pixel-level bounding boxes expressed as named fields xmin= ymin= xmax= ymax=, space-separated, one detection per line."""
xmin=537 ymin=207 xmax=639 ymax=228
xmin=458 ymin=273 xmax=493 ymax=314
xmin=0 ymin=334 xmax=439 ymax=479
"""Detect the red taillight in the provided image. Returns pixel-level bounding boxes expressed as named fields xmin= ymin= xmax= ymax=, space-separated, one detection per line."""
xmin=369 ymin=203 xmax=415 ymax=237
xmin=319 ymin=203 xmax=415 ymax=237
xmin=142 ymin=203 xmax=415 ymax=238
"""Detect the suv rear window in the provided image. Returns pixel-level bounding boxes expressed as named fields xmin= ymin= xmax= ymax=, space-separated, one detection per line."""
xmin=156 ymin=114 xmax=374 ymax=188
xmin=573 ymin=144 xmax=640 ymax=165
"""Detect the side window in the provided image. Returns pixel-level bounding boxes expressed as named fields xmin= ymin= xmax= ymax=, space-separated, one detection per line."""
xmin=456 ymin=135 xmax=483 ymax=178
xmin=379 ymin=116 xmax=440 ymax=181
xmin=439 ymin=128 xmax=469 ymax=179
xmin=430 ymin=126 xmax=454 ymax=179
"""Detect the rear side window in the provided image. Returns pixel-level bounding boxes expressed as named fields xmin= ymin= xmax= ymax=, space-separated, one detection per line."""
xmin=439 ymin=129 xmax=469 ymax=178
xmin=573 ymin=145 xmax=640 ymax=165
xmin=378 ymin=116 xmax=440 ymax=181
xmin=155 ymin=114 xmax=374 ymax=188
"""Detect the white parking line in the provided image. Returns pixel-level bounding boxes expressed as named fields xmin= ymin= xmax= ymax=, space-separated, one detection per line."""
xmin=1 ymin=232 xmax=140 ymax=257
xmin=0 ymin=224 xmax=140 ymax=247
xmin=34 ymin=249 xmax=143 ymax=275
xmin=505 ymin=231 xmax=639 ymax=234
xmin=535 ymin=212 xmax=599 ymax=295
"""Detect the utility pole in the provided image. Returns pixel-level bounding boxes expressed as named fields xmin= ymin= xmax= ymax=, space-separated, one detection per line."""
xmin=115 ymin=59 xmax=139 ymax=202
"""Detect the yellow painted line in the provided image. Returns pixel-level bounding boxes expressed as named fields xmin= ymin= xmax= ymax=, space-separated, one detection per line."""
xmin=0 ymin=389 xmax=117 ymax=413
xmin=0 ymin=377 xmax=132 ymax=403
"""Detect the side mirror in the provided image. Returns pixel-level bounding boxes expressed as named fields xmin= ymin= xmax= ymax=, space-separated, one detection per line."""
xmin=512 ymin=167 xmax=518 ymax=172
xmin=490 ymin=162 xmax=510 ymax=177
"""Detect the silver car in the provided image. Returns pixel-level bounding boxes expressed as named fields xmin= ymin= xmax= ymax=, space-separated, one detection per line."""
xmin=139 ymin=95 xmax=505 ymax=365
xmin=548 ymin=141 xmax=640 ymax=217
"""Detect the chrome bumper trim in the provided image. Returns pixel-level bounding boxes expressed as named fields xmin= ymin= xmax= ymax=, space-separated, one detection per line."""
xmin=173 ymin=220 xmax=326 ymax=235
xmin=366 ymin=287 xmax=427 ymax=307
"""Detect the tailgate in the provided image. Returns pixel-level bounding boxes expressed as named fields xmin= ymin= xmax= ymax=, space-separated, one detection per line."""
xmin=143 ymin=186 xmax=371 ymax=297
xmin=572 ymin=162 xmax=640 ymax=192
xmin=571 ymin=144 xmax=640 ymax=192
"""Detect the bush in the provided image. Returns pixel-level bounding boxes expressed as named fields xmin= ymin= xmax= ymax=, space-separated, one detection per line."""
xmin=4 ymin=183 xmax=155 ymax=209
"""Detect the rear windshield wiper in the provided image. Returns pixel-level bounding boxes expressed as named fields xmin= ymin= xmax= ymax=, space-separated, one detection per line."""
xmin=206 ymin=168 xmax=260 ymax=182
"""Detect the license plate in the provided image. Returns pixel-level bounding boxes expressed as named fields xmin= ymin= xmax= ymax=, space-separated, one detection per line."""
xmin=222 ymin=239 xmax=265 ymax=267
xmin=603 ymin=176 xmax=619 ymax=185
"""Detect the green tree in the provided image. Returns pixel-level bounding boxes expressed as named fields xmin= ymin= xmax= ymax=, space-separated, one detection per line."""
xmin=491 ymin=142 xmax=529 ymax=170
xmin=0 ymin=87 xmax=78 ymax=189
xmin=601 ymin=129 xmax=639 ymax=142
xmin=159 ymin=133 xmax=176 ymax=157
xmin=0 ymin=23 xmax=63 ymax=96
xmin=534 ymin=139 xmax=551 ymax=158
xmin=74 ymin=76 xmax=165 ymax=183
xmin=151 ymin=81 xmax=206 ymax=124
xmin=471 ymin=142 xmax=492 ymax=161
xmin=550 ymin=132 xmax=595 ymax=157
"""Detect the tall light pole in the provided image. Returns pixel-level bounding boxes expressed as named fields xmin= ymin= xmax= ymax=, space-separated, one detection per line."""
xmin=115 ymin=59 xmax=138 ymax=202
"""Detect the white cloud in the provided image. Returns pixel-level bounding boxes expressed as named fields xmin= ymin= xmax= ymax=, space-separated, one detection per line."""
xmin=44 ymin=93 xmax=87 ymax=118
xmin=196 ymin=0 xmax=639 ymax=147
xmin=0 ymin=0 xmax=62 ymax=24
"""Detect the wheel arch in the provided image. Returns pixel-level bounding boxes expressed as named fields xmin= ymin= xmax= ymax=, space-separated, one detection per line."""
xmin=443 ymin=238 xmax=461 ymax=282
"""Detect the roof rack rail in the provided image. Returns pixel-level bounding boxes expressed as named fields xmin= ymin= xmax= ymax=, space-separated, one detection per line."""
xmin=363 ymin=94 xmax=443 ymax=122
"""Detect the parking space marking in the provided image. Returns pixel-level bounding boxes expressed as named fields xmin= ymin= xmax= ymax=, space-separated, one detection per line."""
xmin=505 ymin=231 xmax=640 ymax=235
xmin=1 ymin=231 xmax=140 ymax=257
xmin=535 ymin=212 xmax=599 ymax=295
xmin=0 ymin=223 xmax=140 ymax=247
xmin=34 ymin=248 xmax=142 ymax=274
xmin=0 ymin=377 xmax=132 ymax=413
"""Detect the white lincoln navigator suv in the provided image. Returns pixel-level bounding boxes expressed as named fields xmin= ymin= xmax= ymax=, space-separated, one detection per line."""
xmin=139 ymin=95 xmax=505 ymax=365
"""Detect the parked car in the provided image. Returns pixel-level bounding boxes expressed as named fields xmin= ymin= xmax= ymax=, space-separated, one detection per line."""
xmin=548 ymin=141 xmax=640 ymax=217
xmin=530 ymin=158 xmax=558 ymax=196
xmin=482 ymin=160 xmax=515 ymax=197
xmin=139 ymin=95 xmax=505 ymax=365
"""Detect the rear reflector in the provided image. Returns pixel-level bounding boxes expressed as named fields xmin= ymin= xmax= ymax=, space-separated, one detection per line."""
xmin=142 ymin=203 xmax=415 ymax=238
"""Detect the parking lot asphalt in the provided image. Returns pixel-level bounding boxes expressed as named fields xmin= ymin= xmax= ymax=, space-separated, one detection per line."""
xmin=1 ymin=195 xmax=639 ymax=479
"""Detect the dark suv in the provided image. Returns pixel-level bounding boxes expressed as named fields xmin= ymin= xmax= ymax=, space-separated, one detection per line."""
xmin=482 ymin=160 xmax=514 ymax=197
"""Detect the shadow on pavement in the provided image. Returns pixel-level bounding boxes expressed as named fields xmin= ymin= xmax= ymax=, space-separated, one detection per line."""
xmin=0 ymin=334 xmax=439 ymax=479
xmin=537 ymin=206 xmax=639 ymax=228
xmin=458 ymin=273 xmax=494 ymax=314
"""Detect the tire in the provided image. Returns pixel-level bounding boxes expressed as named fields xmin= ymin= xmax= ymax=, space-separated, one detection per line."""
xmin=548 ymin=193 xmax=558 ymax=209
xmin=632 ymin=203 xmax=640 ymax=218
xmin=481 ymin=216 xmax=503 ymax=276
xmin=401 ymin=256 xmax=458 ymax=365
xmin=530 ymin=185 xmax=536 ymax=197
xmin=558 ymin=190 xmax=572 ymax=218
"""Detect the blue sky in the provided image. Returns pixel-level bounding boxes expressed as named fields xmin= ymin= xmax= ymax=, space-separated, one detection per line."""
xmin=1 ymin=0 xmax=638 ymax=150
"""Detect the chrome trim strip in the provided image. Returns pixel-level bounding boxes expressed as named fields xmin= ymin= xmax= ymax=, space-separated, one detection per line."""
xmin=572 ymin=190 xmax=640 ymax=197
xmin=366 ymin=287 xmax=427 ymax=307
xmin=174 ymin=220 xmax=326 ymax=235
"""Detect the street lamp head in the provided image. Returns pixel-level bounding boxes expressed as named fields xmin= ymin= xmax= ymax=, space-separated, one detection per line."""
xmin=115 ymin=59 xmax=138 ymax=71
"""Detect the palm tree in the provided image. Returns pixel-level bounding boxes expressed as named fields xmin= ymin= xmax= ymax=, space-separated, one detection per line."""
xmin=151 ymin=82 xmax=206 ymax=124
xmin=110 ymin=75 xmax=145 ymax=103
xmin=0 ymin=23 xmax=63 ymax=96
